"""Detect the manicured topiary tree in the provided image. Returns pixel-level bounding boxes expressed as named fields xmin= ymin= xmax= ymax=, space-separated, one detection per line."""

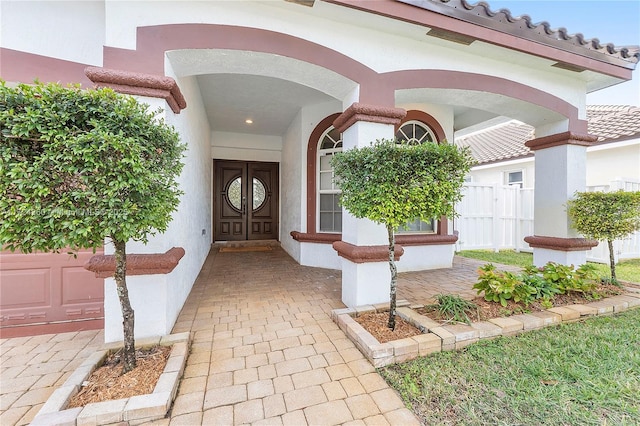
xmin=0 ymin=81 xmax=185 ymax=373
xmin=567 ymin=190 xmax=640 ymax=283
xmin=331 ymin=139 xmax=473 ymax=329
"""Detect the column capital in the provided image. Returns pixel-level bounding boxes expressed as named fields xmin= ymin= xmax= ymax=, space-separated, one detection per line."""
xmin=85 ymin=67 xmax=187 ymax=113
xmin=332 ymin=241 xmax=404 ymax=263
xmin=525 ymin=131 xmax=597 ymax=151
xmin=333 ymin=103 xmax=406 ymax=134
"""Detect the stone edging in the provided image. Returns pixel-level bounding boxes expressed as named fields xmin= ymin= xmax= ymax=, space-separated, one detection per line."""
xmin=332 ymin=290 xmax=640 ymax=368
xmin=30 ymin=332 xmax=191 ymax=426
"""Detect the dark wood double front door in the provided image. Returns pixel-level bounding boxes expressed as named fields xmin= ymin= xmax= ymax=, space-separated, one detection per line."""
xmin=214 ymin=160 xmax=279 ymax=241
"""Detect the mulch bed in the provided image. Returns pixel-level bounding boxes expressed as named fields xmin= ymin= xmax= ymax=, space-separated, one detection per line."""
xmin=417 ymin=284 xmax=624 ymax=323
xmin=67 ymin=345 xmax=171 ymax=408
xmin=357 ymin=284 xmax=624 ymax=343
xmin=355 ymin=312 xmax=423 ymax=343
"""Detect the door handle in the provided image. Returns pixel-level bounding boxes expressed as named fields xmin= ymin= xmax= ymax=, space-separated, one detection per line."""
xmin=242 ymin=196 xmax=247 ymax=215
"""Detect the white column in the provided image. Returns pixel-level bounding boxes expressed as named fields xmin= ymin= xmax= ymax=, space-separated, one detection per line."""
xmin=332 ymin=103 xmax=406 ymax=308
xmin=524 ymin=132 xmax=597 ymax=266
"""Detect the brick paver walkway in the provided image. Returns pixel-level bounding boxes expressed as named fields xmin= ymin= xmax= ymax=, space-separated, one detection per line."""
xmin=1 ymin=247 xmax=491 ymax=425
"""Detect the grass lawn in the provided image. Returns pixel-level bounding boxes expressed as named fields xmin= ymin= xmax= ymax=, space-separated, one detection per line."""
xmin=456 ymin=250 xmax=640 ymax=283
xmin=380 ymin=308 xmax=640 ymax=425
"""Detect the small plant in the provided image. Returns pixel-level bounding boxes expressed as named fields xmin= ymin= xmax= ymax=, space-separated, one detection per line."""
xmin=539 ymin=298 xmax=553 ymax=310
xmin=473 ymin=264 xmax=535 ymax=307
xmin=567 ymin=190 xmax=640 ymax=282
xmin=521 ymin=272 xmax=561 ymax=301
xmin=539 ymin=262 xmax=575 ymax=293
xmin=600 ymin=276 xmax=622 ymax=287
xmin=428 ymin=294 xmax=478 ymax=324
xmin=331 ymin=138 xmax=473 ymax=330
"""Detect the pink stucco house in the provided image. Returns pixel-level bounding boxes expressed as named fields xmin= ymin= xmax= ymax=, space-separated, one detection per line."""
xmin=1 ymin=0 xmax=637 ymax=340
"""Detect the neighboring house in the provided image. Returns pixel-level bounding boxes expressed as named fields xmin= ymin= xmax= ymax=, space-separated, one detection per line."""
xmin=456 ymin=105 xmax=640 ymax=189
xmin=1 ymin=0 xmax=638 ymax=340
xmin=454 ymin=105 xmax=640 ymax=259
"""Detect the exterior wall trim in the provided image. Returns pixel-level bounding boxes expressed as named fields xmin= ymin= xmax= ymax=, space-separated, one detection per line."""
xmin=85 ymin=67 xmax=187 ymax=113
xmin=396 ymin=233 xmax=458 ymax=246
xmin=290 ymin=231 xmax=341 ymax=244
xmin=525 ymin=131 xmax=598 ymax=151
xmin=332 ymin=241 xmax=404 ymax=263
xmin=4 ymin=25 xmax=587 ymax=130
xmin=524 ymin=236 xmax=598 ymax=252
xmin=84 ymin=247 xmax=186 ymax=278
xmin=291 ymin=231 xmax=458 ymax=246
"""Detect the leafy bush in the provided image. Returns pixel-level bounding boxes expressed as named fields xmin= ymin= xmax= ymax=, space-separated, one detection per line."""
xmin=473 ymin=264 xmax=536 ymax=307
xmin=521 ymin=272 xmax=561 ymax=301
xmin=474 ymin=262 xmax=601 ymax=307
xmin=567 ymin=190 xmax=640 ymax=282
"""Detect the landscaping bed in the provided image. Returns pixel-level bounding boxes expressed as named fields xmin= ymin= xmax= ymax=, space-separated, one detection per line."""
xmin=335 ymin=290 xmax=640 ymax=368
xmin=334 ymin=260 xmax=640 ymax=367
xmin=30 ymin=332 xmax=190 ymax=426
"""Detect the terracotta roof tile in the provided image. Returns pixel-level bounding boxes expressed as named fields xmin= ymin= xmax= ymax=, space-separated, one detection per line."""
xmin=398 ymin=0 xmax=639 ymax=66
xmin=456 ymin=121 xmax=534 ymax=164
xmin=455 ymin=105 xmax=640 ymax=164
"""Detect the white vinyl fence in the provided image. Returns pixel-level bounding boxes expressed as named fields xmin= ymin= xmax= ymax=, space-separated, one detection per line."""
xmin=454 ymin=179 xmax=640 ymax=264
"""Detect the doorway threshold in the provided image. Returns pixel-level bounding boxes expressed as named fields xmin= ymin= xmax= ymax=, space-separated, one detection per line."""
xmin=214 ymin=239 xmax=280 ymax=250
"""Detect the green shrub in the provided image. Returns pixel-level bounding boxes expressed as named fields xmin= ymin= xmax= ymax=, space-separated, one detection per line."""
xmin=474 ymin=262 xmax=601 ymax=307
xmin=473 ymin=264 xmax=536 ymax=307
xmin=520 ymin=272 xmax=561 ymax=301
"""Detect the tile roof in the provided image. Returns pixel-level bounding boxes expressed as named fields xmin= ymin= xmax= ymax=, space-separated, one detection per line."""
xmin=587 ymin=105 xmax=640 ymax=142
xmin=398 ymin=0 xmax=639 ymax=67
xmin=455 ymin=105 xmax=640 ymax=164
xmin=455 ymin=121 xmax=534 ymax=164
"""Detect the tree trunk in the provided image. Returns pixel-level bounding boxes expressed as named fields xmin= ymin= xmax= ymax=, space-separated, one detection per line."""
xmin=387 ymin=224 xmax=397 ymax=331
xmin=113 ymin=239 xmax=136 ymax=374
xmin=607 ymin=239 xmax=617 ymax=283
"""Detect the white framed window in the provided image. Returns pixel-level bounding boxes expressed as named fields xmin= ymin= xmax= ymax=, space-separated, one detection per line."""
xmin=395 ymin=121 xmax=437 ymax=234
xmin=505 ymin=170 xmax=524 ymax=188
xmin=315 ymin=118 xmax=441 ymax=234
xmin=396 ymin=120 xmax=437 ymax=145
xmin=317 ymin=127 xmax=343 ymax=232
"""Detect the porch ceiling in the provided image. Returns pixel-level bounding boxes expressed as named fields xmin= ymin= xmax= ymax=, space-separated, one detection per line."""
xmin=197 ymin=73 xmax=335 ymax=136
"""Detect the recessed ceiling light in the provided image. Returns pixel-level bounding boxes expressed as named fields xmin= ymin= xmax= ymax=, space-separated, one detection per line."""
xmin=245 ymin=119 xmax=253 ymax=124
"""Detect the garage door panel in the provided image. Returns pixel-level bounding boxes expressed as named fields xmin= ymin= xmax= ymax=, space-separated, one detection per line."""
xmin=0 ymin=269 xmax=51 ymax=308
xmin=61 ymin=267 xmax=104 ymax=305
xmin=0 ymin=249 xmax=104 ymax=329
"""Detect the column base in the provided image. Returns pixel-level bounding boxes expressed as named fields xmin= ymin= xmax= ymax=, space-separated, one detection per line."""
xmin=333 ymin=241 xmax=401 ymax=308
xmin=524 ymin=236 xmax=598 ymax=267
xmin=341 ymin=259 xmax=391 ymax=308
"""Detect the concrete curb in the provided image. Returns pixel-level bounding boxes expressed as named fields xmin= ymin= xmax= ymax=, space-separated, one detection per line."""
xmin=30 ymin=332 xmax=191 ymax=426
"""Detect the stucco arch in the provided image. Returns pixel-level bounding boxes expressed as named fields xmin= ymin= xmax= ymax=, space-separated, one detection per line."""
xmin=384 ymin=70 xmax=585 ymax=133
xmin=103 ymin=24 xmax=384 ymax=103
xmin=165 ymin=49 xmax=357 ymax=102
xmin=102 ymin=23 xmax=585 ymax=134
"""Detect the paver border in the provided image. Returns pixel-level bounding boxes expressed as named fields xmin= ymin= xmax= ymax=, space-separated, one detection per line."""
xmin=30 ymin=332 xmax=191 ymax=426
xmin=333 ymin=291 xmax=640 ymax=367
